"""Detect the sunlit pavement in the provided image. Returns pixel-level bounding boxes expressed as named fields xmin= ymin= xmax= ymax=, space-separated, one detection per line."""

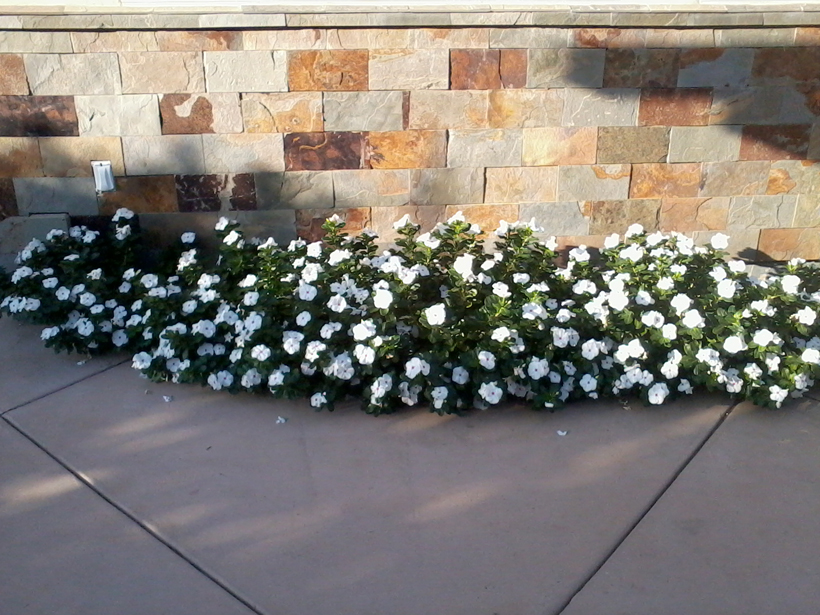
xmin=2 ymin=317 xmax=818 ymax=615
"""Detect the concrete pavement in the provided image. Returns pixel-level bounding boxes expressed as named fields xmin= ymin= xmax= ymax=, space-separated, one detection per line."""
xmin=1 ymin=316 xmax=818 ymax=615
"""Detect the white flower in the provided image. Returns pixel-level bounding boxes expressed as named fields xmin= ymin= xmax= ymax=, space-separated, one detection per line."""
xmin=579 ymin=374 xmax=597 ymax=393
xmin=801 ymin=348 xmax=820 ymax=365
xmin=728 ymin=260 xmax=746 ymax=273
xmin=478 ymin=350 xmax=496 ymax=370
xmin=417 ymin=233 xmax=440 ymax=249
xmin=207 ymin=370 xmax=234 ymax=391
xmin=710 ymin=266 xmax=727 ymax=282
xmin=424 ymin=303 xmax=446 ymax=326
xmin=41 ymin=326 xmax=60 ymax=340
xmin=681 ymin=309 xmax=705 ymax=329
xmin=573 ymin=279 xmax=597 ymax=295
xmin=492 ymin=282 xmax=511 ymax=298
xmin=527 ymin=357 xmax=550 ymax=380
xmin=352 ymin=320 xmax=377 ymax=341
xmin=373 ymin=288 xmax=393 ymax=310
xmin=657 ymin=277 xmax=674 ymax=291
xmin=182 ymin=300 xmax=197 ymax=315
xmin=581 ymin=339 xmax=601 ymax=361
xmin=240 ymin=291 xmax=258 ymax=307
xmin=678 ymin=379 xmax=693 ymax=394
xmin=513 ymin=273 xmax=530 ymax=285
xmin=660 ymin=360 xmax=679 ymax=379
xmin=723 ymin=335 xmax=746 ymax=354
xmin=327 ymin=294 xmax=347 ymax=313
xmin=625 ymin=223 xmax=644 ymax=238
xmin=795 ymin=307 xmax=817 ymax=326
xmin=608 ymin=292 xmax=629 ymax=311
xmin=431 ymin=386 xmax=449 ymax=409
xmin=405 ymin=357 xmax=431 ymax=379
xmin=132 ymin=352 xmax=152 ymax=370
xmin=112 ymin=208 xmax=134 ymax=221
xmin=744 ymin=363 xmax=763 ymax=380
xmin=710 ymin=233 xmax=729 ymax=250
xmin=781 ymin=274 xmax=801 ymax=295
xmin=223 ymin=230 xmax=242 ymax=246
xmin=522 ymin=302 xmax=546 ymax=320
xmin=619 ymin=244 xmax=644 ymax=262
xmin=641 ymin=310 xmax=665 ymax=328
xmin=115 ymin=226 xmax=131 ymax=240
xmin=192 ymin=320 xmax=216 ymax=338
xmin=251 ymin=345 xmax=271 ymax=361
xmin=491 ymin=326 xmax=511 ymax=342
xmin=393 ymin=214 xmax=412 ymax=229
xmin=181 ymin=232 xmax=196 ymax=244
xmin=328 ymin=249 xmax=352 ymax=266
xmin=112 ymin=330 xmax=128 ymax=347
xmin=296 ymin=311 xmax=311 ymax=327
xmin=41 ymin=277 xmax=58 ymax=289
xmin=635 ymin=290 xmax=654 ymax=306
xmin=453 ymin=254 xmax=475 ymax=281
xmin=320 ymin=322 xmax=342 ymax=339
xmin=478 ymin=381 xmax=503 ymax=404
xmin=604 ymin=233 xmax=620 ymax=249
xmin=282 ymin=331 xmax=304 ymax=355
xmin=670 ymin=293 xmax=692 ymax=315
xmin=452 ymin=366 xmax=470 ymax=385
xmin=647 ymin=382 xmax=669 ymax=405
xmin=752 ymin=329 xmax=774 ymax=347
xmin=769 ymin=385 xmax=788 ymax=407
xmin=354 ymin=344 xmax=376 ymax=366
xmin=716 ymin=278 xmax=738 ymax=299
xmin=568 ymin=246 xmax=590 ymax=262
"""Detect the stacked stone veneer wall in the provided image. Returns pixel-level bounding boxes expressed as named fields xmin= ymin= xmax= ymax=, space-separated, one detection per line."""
xmin=2 ymin=26 xmax=820 ymax=260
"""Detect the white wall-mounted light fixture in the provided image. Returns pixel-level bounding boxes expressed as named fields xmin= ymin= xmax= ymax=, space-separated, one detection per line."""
xmin=91 ymin=160 xmax=116 ymax=193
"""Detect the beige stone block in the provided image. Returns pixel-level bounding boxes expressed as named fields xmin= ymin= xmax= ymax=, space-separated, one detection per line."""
xmin=410 ymin=168 xmax=484 ymax=206
xmin=71 ymin=31 xmax=160 ymax=52
xmin=519 ymin=202 xmax=589 ymax=236
xmin=324 ymin=91 xmax=404 ymax=132
xmin=557 ymin=165 xmax=631 ymax=201
xmin=523 ymin=127 xmax=597 ymax=166
xmin=120 ymin=52 xmax=204 ymax=94
xmin=488 ymin=90 xmax=564 ymax=129
xmin=562 ymin=88 xmax=639 ymax=127
xmin=202 ymin=134 xmax=285 ymax=173
xmin=447 ymin=129 xmax=522 ymax=168
xmin=75 ymin=95 xmax=160 ymax=136
xmin=326 ymin=29 xmax=412 ymax=49
xmin=156 ymin=31 xmax=242 ymax=52
xmin=700 ymin=161 xmax=770 ymax=197
xmin=485 ymin=167 xmax=558 ymax=203
xmin=39 ymin=137 xmax=125 ymax=177
xmin=659 ymin=197 xmax=730 ymax=232
xmin=767 ymin=160 xmax=820 ymax=196
xmin=758 ymin=227 xmax=820 ymax=260
xmin=24 ymin=53 xmax=121 ymax=95
xmin=0 ymin=138 xmax=43 ymax=177
xmin=0 ymin=32 xmax=72 ymax=53
xmin=412 ymin=28 xmax=489 ymax=48
xmin=727 ymin=195 xmax=798 ymax=229
xmin=598 ymin=127 xmax=670 ymax=164
xmin=256 ymin=171 xmax=334 ymax=210
xmin=644 ymin=29 xmax=716 ymax=48
xmin=693 ymin=229 xmax=761 ymax=259
xmin=204 ymin=50 xmax=288 ymax=93
xmin=409 ymin=91 xmax=489 ymax=130
xmin=668 ymin=126 xmax=742 ymax=163
xmin=242 ymin=93 xmax=323 ymax=133
xmin=122 ymin=135 xmax=205 ymax=175
xmin=715 ymin=28 xmax=796 ymax=47
xmin=0 ymin=55 xmax=29 ymax=95
xmin=588 ymin=199 xmax=662 ymax=234
xmin=243 ymin=29 xmax=326 ymax=50
xmin=333 ymin=169 xmax=411 ymax=208
xmin=489 ymin=28 xmax=569 ymax=48
xmin=369 ymin=49 xmax=449 ymax=90
xmin=791 ymin=195 xmax=820 ymax=227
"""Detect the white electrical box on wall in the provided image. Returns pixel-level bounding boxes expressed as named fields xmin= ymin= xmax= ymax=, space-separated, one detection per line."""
xmin=91 ymin=161 xmax=116 ymax=193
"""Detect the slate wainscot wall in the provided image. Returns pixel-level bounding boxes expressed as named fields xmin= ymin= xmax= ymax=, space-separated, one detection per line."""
xmin=2 ymin=20 xmax=820 ymax=260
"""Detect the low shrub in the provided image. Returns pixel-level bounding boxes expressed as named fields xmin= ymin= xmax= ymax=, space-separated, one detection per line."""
xmin=2 ymin=208 xmax=819 ymax=414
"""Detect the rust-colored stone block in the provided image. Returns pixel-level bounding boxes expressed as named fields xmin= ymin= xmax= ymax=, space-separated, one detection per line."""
xmin=366 ymin=130 xmax=446 ymax=169
xmin=588 ymin=199 xmax=661 ymax=234
xmin=500 ymin=50 xmax=527 ymax=89
xmin=752 ymin=48 xmax=820 ymax=85
xmin=572 ymin=28 xmax=647 ymax=49
xmin=0 ymin=95 xmax=78 ymax=137
xmin=176 ymin=174 xmax=257 ymax=212
xmin=160 ymin=93 xmax=242 ymax=135
xmin=156 ymin=30 xmax=241 ymax=51
xmin=758 ymin=228 xmax=820 ymax=261
xmin=0 ymin=178 xmax=17 ymax=220
xmin=99 ymin=176 xmax=178 ymax=215
xmin=0 ymin=55 xmax=28 ymax=95
xmin=603 ymin=49 xmax=679 ymax=88
xmin=597 ymin=127 xmax=669 ymax=164
xmin=444 ymin=204 xmax=518 ymax=235
xmin=288 ymin=50 xmax=368 ymax=91
xmin=284 ymin=132 xmax=365 ymax=171
xmin=659 ymin=197 xmax=729 ymax=232
xmin=630 ymin=163 xmax=701 ymax=199
xmin=740 ymin=125 xmax=811 ymax=161
xmin=523 ymin=127 xmax=597 ymax=166
xmin=450 ymin=49 xmax=501 ymax=90
xmin=638 ymin=88 xmax=712 ymax=126
xmin=296 ymin=207 xmax=371 ymax=242
xmin=0 ymin=138 xmax=43 ymax=177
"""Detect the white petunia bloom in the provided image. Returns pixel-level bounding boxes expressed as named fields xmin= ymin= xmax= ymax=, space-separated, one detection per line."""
xmin=625 ymin=223 xmax=644 ymax=238
xmin=192 ymin=320 xmax=216 ymax=338
xmin=354 ymin=344 xmax=376 ymax=366
xmin=296 ymin=311 xmax=312 ymax=327
xmin=251 ymin=345 xmax=271 ymax=361
xmin=716 ymin=278 xmax=738 ymax=299
xmin=795 ymin=307 xmax=817 ymax=326
xmin=581 ymin=339 xmax=601 ymax=361
xmin=424 ymin=303 xmax=446 ymax=326
xmin=182 ymin=300 xmax=197 ymax=315
xmin=310 ymin=392 xmax=327 ymax=408
xmin=744 ymin=363 xmax=763 ymax=380
xmin=320 ymin=322 xmax=343 ymax=339
xmin=710 ymin=233 xmax=729 ymax=250
xmin=478 ymin=350 xmax=496 ymax=370
xmin=453 ymin=254 xmax=475 ymax=281
xmin=112 ymin=330 xmax=128 ymax=347
xmin=373 ymin=288 xmax=393 ymax=310
xmin=241 ymin=369 xmax=262 ymax=388
xmin=635 ymin=290 xmax=654 ymax=306
xmin=781 ymin=274 xmax=801 ymax=295
xmin=619 ymin=244 xmax=645 ymax=262
xmin=140 ymin=274 xmax=158 ymax=289
xmin=670 ymin=293 xmax=692 ymax=315
xmin=710 ymin=266 xmax=727 ymax=282
xmin=491 ymin=326 xmax=511 ymax=342
xmin=132 ymin=352 xmax=152 ymax=370
xmin=769 ymin=385 xmax=788 ymax=407
xmin=568 ymin=246 xmax=590 ymax=262
xmin=513 ymin=273 xmax=530 ymax=284
xmin=405 ymin=357 xmax=431 ymax=379
xmin=478 ymin=381 xmax=503 ymax=404
xmin=728 ymin=260 xmax=746 ymax=273
xmin=243 ymin=291 xmax=259 ymax=306
xmin=723 ymin=335 xmax=746 ymax=354
xmin=327 ymin=294 xmax=348 ymax=313
xmin=298 ymin=283 xmax=318 ymax=302
xmin=657 ymin=277 xmax=674 ymax=291
xmin=801 ymin=348 xmax=820 ymax=365
xmin=522 ymin=302 xmax=546 ymax=320
xmin=393 ymin=214 xmax=412 ymax=229
xmin=328 ymin=249 xmax=352 ymax=266
xmin=647 ymin=382 xmax=669 ymax=405
xmin=604 ymin=233 xmax=620 ymax=249
xmin=181 ymin=232 xmax=196 ymax=244
xmin=492 ymin=282 xmax=511 ymax=298
xmin=681 ymin=309 xmax=705 ymax=329
xmin=752 ymin=329 xmax=774 ymax=347
xmin=352 ymin=320 xmax=377 ymax=341
xmin=452 ymin=366 xmax=470 ymax=385
xmin=282 ymin=331 xmax=304 ymax=355
xmin=579 ymin=374 xmax=597 ymax=393
xmin=641 ymin=310 xmax=665 ymax=328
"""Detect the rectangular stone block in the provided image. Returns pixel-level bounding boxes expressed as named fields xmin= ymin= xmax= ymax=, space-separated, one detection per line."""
xmin=365 ymin=130 xmax=446 ymax=169
xmin=157 ymin=31 xmax=242 ymax=52
xmin=588 ymin=199 xmax=661 ymax=234
xmin=99 ymin=176 xmax=178 ymax=215
xmin=160 ymin=93 xmax=242 ymax=135
xmin=557 ymin=164 xmax=631 ymax=201
xmin=0 ymin=138 xmax=43 ymax=177
xmin=410 ymin=168 xmax=484 ymax=205
xmin=13 ymin=177 xmax=97 ymax=216
xmin=122 ymin=135 xmax=205 ymax=176
xmin=485 ymin=167 xmax=558 ymax=203
xmin=758 ymin=228 xmax=820 ymax=261
xmin=333 ymin=169 xmax=411 ymax=208
xmin=0 ymin=55 xmax=28 ymax=95
xmin=175 ymin=174 xmax=257 ymax=212
xmin=284 ymin=132 xmax=364 ymax=171
xmin=447 ymin=129 xmax=522 ymax=168
xmin=75 ymin=95 xmax=160 ymax=137
xmin=39 ymin=137 xmax=125 ymax=177
xmin=603 ymin=49 xmax=679 ymax=88
xmin=202 ymin=134 xmax=284 ymax=174
xmin=668 ymin=126 xmax=742 ymax=163
xmin=326 ymin=29 xmax=412 ymax=50
xmin=709 ymin=87 xmax=820 ymax=125
xmin=288 ymin=50 xmax=368 ymax=91
xmin=0 ymin=178 xmax=17 ymax=220
xmin=323 ymin=91 xmax=404 ymax=132
xmin=0 ymin=95 xmax=78 ymax=137
xmin=727 ymin=195 xmax=798 ymax=229
xmin=256 ymin=171 xmax=334 ymax=209
xmin=242 ymin=93 xmax=323 ymax=134
xmin=751 ymin=48 xmax=820 ymax=86
xmin=296 ymin=207 xmax=371 ymax=243
xmin=444 ymin=203 xmax=518 ymax=235
xmin=0 ymin=32 xmax=72 ymax=53
xmin=369 ymin=49 xmax=448 ymax=90
xmin=678 ymin=48 xmax=755 ymax=88
xmin=644 ymin=29 xmax=716 ymax=48
xmin=700 ymin=161 xmax=771 ymax=196
xmin=120 ymin=52 xmax=204 ymax=94
xmin=70 ymin=31 xmax=160 ymax=52
xmin=563 ymin=88 xmax=639 ymax=127
xmin=500 ymin=49 xmax=527 ymax=88
xmin=413 ymin=28 xmax=489 ymax=48
xmin=629 ymin=163 xmax=701 ymax=198
xmin=242 ymin=30 xmax=325 ymax=50
xmin=204 ymin=50 xmax=287 ymax=93
xmin=767 ymin=160 xmax=820 ymax=197
xmin=740 ymin=125 xmax=811 ymax=161
xmin=522 ymin=127 xmax=597 ymax=166
xmin=598 ymin=127 xmax=669 ymax=163
xmin=489 ymin=28 xmax=568 ymax=48
xmin=25 ymin=53 xmax=121 ymax=95
xmin=659 ymin=197 xmax=730 ymax=232
xmin=451 ymin=49 xmax=501 ymax=90
xmin=409 ymin=91 xmax=489 ymax=130
xmin=572 ymin=28 xmax=648 ymax=49
xmin=639 ymin=88 xmax=712 ymax=126
xmin=528 ymin=49 xmax=605 ymax=88
xmin=715 ymin=28 xmax=796 ymax=47
xmin=519 ymin=201 xmax=589 ymax=235
xmin=488 ymin=89 xmax=564 ymax=129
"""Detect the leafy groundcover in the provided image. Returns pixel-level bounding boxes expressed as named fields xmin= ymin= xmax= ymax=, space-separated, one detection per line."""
xmin=2 ymin=208 xmax=819 ymax=414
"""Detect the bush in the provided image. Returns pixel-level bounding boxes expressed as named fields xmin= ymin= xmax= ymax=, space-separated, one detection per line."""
xmin=2 ymin=208 xmax=819 ymax=414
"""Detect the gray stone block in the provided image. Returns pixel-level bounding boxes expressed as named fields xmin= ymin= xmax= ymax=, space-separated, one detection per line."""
xmin=12 ymin=178 xmax=98 ymax=216
xmin=333 ymin=169 xmax=411 ymax=208
xmin=75 ymin=95 xmax=161 ymax=137
xmin=527 ymin=49 xmax=605 ymax=88
xmin=557 ymin=165 xmax=631 ymax=201
xmin=256 ymin=171 xmax=334 ymax=210
xmin=668 ymin=126 xmax=742 ymax=163
xmin=204 ymin=51 xmax=288 ymax=93
xmin=678 ymin=48 xmax=755 ymax=88
xmin=323 ymin=91 xmax=404 ymax=132
xmin=410 ymin=168 xmax=485 ymax=206
xmin=727 ymin=195 xmax=798 ymax=230
xmin=122 ymin=135 xmax=205 ymax=176
xmin=562 ymin=88 xmax=639 ymax=127
xmin=447 ymin=130 xmax=523 ymax=168
xmin=25 ymin=53 xmax=122 ymax=95
xmin=520 ymin=202 xmax=589 ymax=236
xmin=0 ymin=213 xmax=69 ymax=257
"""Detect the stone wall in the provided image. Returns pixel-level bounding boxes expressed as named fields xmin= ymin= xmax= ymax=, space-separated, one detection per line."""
xmin=2 ymin=25 xmax=820 ymax=260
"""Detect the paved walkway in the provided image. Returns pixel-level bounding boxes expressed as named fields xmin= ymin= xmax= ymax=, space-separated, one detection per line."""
xmin=1 ymin=316 xmax=818 ymax=615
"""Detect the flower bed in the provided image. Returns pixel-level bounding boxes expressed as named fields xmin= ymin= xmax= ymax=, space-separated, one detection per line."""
xmin=2 ymin=208 xmax=819 ymax=414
